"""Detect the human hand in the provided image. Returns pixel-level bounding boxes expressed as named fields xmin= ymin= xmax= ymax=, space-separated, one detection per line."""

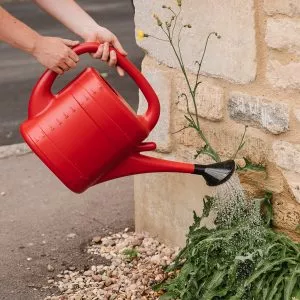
xmin=32 ymin=36 xmax=80 ymax=74
xmin=84 ymin=26 xmax=127 ymax=76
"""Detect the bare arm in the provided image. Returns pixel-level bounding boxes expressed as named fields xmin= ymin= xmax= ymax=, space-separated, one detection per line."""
xmin=0 ymin=6 xmax=79 ymax=74
xmin=34 ymin=0 xmax=98 ymax=41
xmin=34 ymin=0 xmax=127 ymax=76
xmin=0 ymin=6 xmax=39 ymax=54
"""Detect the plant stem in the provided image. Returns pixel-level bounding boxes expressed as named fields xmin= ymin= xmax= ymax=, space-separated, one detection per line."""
xmin=180 ymin=93 xmax=196 ymax=126
xmin=172 ymin=126 xmax=190 ymax=134
xmin=153 ymin=10 xmax=221 ymax=162
xmin=171 ymin=7 xmax=181 ymax=38
xmin=232 ymin=125 xmax=248 ymax=159
xmin=147 ymin=34 xmax=168 ymax=42
xmin=194 ymin=32 xmax=218 ymax=95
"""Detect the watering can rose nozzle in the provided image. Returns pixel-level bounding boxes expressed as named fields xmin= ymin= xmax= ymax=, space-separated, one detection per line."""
xmin=193 ymin=160 xmax=236 ymax=186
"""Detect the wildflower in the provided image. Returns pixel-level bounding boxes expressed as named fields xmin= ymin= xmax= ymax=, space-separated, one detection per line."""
xmin=153 ymin=14 xmax=163 ymax=27
xmin=176 ymin=0 xmax=182 ymax=7
xmin=136 ymin=29 xmax=149 ymax=41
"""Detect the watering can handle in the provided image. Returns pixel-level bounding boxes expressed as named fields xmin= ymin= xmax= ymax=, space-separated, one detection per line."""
xmin=28 ymin=42 xmax=160 ymax=131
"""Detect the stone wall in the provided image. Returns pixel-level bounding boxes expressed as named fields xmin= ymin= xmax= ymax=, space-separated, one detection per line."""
xmin=134 ymin=0 xmax=300 ymax=246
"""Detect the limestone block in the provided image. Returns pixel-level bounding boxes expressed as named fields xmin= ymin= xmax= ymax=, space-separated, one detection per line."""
xmin=175 ymin=76 xmax=224 ymax=121
xmin=272 ymin=141 xmax=300 ymax=173
xmin=267 ymin=60 xmax=300 ymax=89
xmin=265 ymin=18 xmax=300 ymax=54
xmin=282 ymin=171 xmax=300 ymax=203
xmin=228 ymin=92 xmax=289 ymax=134
xmin=272 ymin=141 xmax=300 ymax=203
xmin=294 ymin=107 xmax=300 ymax=122
xmin=138 ymin=60 xmax=173 ymax=152
xmin=134 ymin=172 xmax=214 ymax=247
xmin=173 ymin=112 xmax=270 ymax=164
xmin=272 ymin=192 xmax=300 ymax=232
xmin=134 ymin=0 xmax=256 ymax=83
xmin=264 ymin=0 xmax=300 ymax=17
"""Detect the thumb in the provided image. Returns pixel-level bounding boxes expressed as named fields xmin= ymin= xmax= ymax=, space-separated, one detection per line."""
xmin=111 ymin=36 xmax=127 ymax=56
xmin=61 ymin=39 xmax=80 ymax=47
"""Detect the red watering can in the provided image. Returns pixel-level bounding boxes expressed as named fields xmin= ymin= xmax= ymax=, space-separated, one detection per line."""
xmin=20 ymin=42 xmax=235 ymax=194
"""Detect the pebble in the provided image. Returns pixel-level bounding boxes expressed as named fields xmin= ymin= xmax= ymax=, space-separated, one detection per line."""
xmin=235 ymin=158 xmax=246 ymax=168
xmin=44 ymin=231 xmax=178 ymax=300
xmin=67 ymin=233 xmax=76 ymax=239
xmin=131 ymin=238 xmax=143 ymax=247
xmin=92 ymin=274 xmax=102 ymax=282
xmin=47 ymin=264 xmax=55 ymax=272
xmin=102 ymin=239 xmax=116 ymax=247
xmin=150 ymin=255 xmax=161 ymax=265
xmin=83 ymin=270 xmax=93 ymax=276
xmin=92 ymin=236 xmax=102 ymax=243
xmin=0 ymin=191 xmax=6 ymax=196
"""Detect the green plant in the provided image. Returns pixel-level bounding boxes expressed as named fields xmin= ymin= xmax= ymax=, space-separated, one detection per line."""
xmin=138 ymin=2 xmax=242 ymax=162
xmin=153 ymin=194 xmax=300 ymax=300
xmin=138 ymin=1 xmax=266 ymax=170
xmin=122 ymin=248 xmax=139 ymax=261
xmin=236 ymin=158 xmax=266 ymax=173
xmin=137 ymin=1 xmax=300 ymax=299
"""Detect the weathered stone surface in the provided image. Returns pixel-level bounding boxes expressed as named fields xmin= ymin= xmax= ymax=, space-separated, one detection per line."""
xmin=135 ymin=172 xmax=214 ymax=247
xmin=239 ymin=164 xmax=285 ymax=198
xmin=272 ymin=193 xmax=300 ymax=232
xmin=134 ymin=0 xmax=256 ymax=83
xmin=282 ymin=171 xmax=300 ymax=203
xmin=273 ymin=141 xmax=300 ymax=173
xmin=138 ymin=58 xmax=172 ymax=152
xmin=267 ymin=60 xmax=300 ymax=89
xmin=174 ymin=112 xmax=270 ymax=164
xmin=265 ymin=18 xmax=300 ymax=54
xmin=228 ymin=92 xmax=289 ymax=134
xmin=272 ymin=141 xmax=300 ymax=202
xmin=175 ymin=76 xmax=224 ymax=121
xmin=264 ymin=0 xmax=300 ymax=17
xmin=294 ymin=108 xmax=300 ymax=122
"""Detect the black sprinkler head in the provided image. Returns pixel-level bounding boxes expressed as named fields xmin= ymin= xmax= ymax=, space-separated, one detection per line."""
xmin=193 ymin=160 xmax=236 ymax=186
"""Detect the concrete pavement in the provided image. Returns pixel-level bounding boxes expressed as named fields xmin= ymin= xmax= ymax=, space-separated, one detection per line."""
xmin=0 ymin=147 xmax=134 ymax=300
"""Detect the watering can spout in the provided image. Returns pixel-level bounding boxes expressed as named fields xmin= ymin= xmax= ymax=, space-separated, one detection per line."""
xmin=95 ymin=152 xmax=236 ymax=187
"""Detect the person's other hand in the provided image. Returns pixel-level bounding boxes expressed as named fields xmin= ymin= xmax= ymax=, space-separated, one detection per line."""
xmin=32 ymin=36 xmax=80 ymax=74
xmin=84 ymin=26 xmax=127 ymax=76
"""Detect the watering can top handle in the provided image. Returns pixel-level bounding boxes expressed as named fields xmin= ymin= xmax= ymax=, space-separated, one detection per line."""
xmin=28 ymin=42 xmax=160 ymax=131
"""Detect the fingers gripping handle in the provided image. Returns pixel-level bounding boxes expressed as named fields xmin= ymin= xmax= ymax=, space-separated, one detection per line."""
xmin=28 ymin=42 xmax=160 ymax=131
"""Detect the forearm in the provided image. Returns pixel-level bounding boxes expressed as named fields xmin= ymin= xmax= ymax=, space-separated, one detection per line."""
xmin=34 ymin=0 xmax=98 ymax=40
xmin=0 ymin=6 xmax=40 ymax=54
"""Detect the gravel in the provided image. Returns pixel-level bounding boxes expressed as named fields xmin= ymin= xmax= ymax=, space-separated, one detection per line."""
xmin=47 ymin=264 xmax=55 ymax=272
xmin=44 ymin=230 xmax=179 ymax=300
